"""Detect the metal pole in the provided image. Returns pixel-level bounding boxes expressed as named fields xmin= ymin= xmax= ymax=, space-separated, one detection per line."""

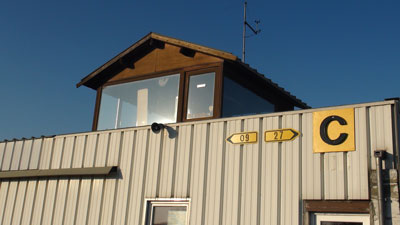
xmin=242 ymin=1 xmax=247 ymax=63
xmin=374 ymin=150 xmax=386 ymax=225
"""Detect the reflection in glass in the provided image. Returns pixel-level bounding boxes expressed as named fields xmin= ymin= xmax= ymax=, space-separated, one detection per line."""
xmin=186 ymin=72 xmax=215 ymax=119
xmin=152 ymin=206 xmax=187 ymax=225
xmin=97 ymin=74 xmax=180 ymax=130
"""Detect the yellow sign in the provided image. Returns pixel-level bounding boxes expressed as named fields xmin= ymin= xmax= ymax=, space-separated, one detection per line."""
xmin=226 ymin=132 xmax=258 ymax=144
xmin=265 ymin=128 xmax=300 ymax=142
xmin=313 ymin=108 xmax=355 ymax=153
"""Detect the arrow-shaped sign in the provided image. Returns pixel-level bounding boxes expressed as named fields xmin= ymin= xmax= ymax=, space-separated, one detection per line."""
xmin=265 ymin=129 xmax=300 ymax=142
xmin=226 ymin=132 xmax=258 ymax=144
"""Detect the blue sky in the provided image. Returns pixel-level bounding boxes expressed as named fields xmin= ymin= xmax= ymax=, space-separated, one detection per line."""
xmin=0 ymin=0 xmax=399 ymax=140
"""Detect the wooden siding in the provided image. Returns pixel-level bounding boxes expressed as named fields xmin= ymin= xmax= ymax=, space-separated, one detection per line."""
xmin=108 ymin=43 xmax=223 ymax=83
xmin=0 ymin=101 xmax=396 ymax=225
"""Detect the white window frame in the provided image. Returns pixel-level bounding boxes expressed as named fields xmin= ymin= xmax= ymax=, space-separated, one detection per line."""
xmin=142 ymin=198 xmax=190 ymax=225
xmin=313 ymin=213 xmax=370 ymax=225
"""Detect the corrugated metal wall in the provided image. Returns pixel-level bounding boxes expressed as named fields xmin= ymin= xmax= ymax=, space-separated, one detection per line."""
xmin=0 ymin=101 xmax=396 ymax=225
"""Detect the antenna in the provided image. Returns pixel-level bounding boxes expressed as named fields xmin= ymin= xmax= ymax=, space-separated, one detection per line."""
xmin=242 ymin=1 xmax=261 ymax=63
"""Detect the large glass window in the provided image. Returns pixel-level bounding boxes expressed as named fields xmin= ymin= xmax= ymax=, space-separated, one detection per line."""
xmin=222 ymin=76 xmax=274 ymax=117
xmin=145 ymin=200 xmax=189 ymax=225
xmin=186 ymin=72 xmax=215 ymax=119
xmin=97 ymin=74 xmax=180 ymax=130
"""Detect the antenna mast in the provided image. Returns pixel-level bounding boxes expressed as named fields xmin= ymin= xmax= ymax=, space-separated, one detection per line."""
xmin=242 ymin=1 xmax=261 ymax=63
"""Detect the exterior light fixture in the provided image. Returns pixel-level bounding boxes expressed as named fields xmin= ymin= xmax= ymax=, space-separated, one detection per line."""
xmin=151 ymin=122 xmax=165 ymax=134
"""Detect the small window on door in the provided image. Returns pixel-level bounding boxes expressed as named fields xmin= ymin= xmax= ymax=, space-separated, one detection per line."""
xmin=313 ymin=213 xmax=370 ymax=225
xmin=144 ymin=199 xmax=190 ymax=225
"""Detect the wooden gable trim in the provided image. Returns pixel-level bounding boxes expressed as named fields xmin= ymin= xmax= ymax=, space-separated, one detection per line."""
xmin=77 ymin=33 xmax=237 ymax=89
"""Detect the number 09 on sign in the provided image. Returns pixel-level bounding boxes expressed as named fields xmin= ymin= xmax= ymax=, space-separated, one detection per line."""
xmin=226 ymin=132 xmax=258 ymax=144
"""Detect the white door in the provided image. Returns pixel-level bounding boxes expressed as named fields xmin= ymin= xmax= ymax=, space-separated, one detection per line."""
xmin=313 ymin=213 xmax=370 ymax=225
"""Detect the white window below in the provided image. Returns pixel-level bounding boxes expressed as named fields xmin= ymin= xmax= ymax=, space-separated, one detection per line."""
xmin=144 ymin=199 xmax=190 ymax=225
xmin=313 ymin=213 xmax=370 ymax=225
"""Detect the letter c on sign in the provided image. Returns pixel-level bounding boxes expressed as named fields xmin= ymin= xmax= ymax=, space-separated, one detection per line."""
xmin=320 ymin=115 xmax=348 ymax=145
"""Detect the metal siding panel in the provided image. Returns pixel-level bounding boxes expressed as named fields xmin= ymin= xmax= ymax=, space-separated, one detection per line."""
xmin=126 ymin=129 xmax=148 ymax=225
xmin=51 ymin=137 xmax=64 ymax=169
xmin=174 ymin=125 xmax=191 ymax=198
xmin=2 ymin=141 xmax=15 ymax=170
xmin=112 ymin=131 xmax=135 ymax=225
xmin=204 ymin=122 xmax=224 ymax=225
xmin=83 ymin=134 xmax=98 ymax=167
xmin=52 ymin=179 xmax=69 ymax=225
xmin=0 ymin=142 xmax=6 ymax=169
xmin=100 ymin=131 xmax=122 ymax=225
xmin=75 ymin=178 xmax=92 ymax=225
xmin=10 ymin=141 xmax=23 ymax=170
xmin=347 ymin=107 xmax=369 ymax=199
xmin=72 ymin=135 xmax=86 ymax=168
xmin=54 ymin=136 xmax=79 ymax=225
xmin=2 ymin=181 xmax=18 ymax=225
xmin=241 ymin=118 xmax=259 ymax=225
xmin=144 ymin=131 xmax=162 ymax=197
xmin=0 ymin=181 xmax=9 ymax=223
xmin=61 ymin=136 xmax=75 ymax=168
xmin=189 ymin=123 xmax=208 ymax=225
xmin=62 ymin=178 xmax=80 ymax=225
xmin=280 ymin=114 xmax=300 ymax=225
xmin=301 ymin=112 xmax=322 ymax=199
xmin=369 ymin=105 xmax=395 ymax=170
xmin=11 ymin=180 xmax=28 ymax=225
xmin=222 ymin=120 xmax=241 ymax=225
xmin=29 ymin=138 xmax=43 ymax=169
xmin=260 ymin=116 xmax=279 ymax=225
xmin=324 ymin=152 xmax=345 ymax=200
xmin=42 ymin=137 xmax=66 ymax=225
xmin=87 ymin=133 xmax=109 ymax=225
xmin=31 ymin=138 xmax=53 ymax=224
xmin=19 ymin=139 xmax=33 ymax=170
xmin=20 ymin=180 xmax=37 ymax=225
xmin=159 ymin=126 xmax=176 ymax=198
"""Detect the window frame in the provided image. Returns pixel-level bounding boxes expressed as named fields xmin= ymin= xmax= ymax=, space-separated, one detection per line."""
xmin=182 ymin=66 xmax=223 ymax=122
xmin=93 ymin=69 xmax=185 ymax=131
xmin=92 ymin=63 xmax=223 ymax=131
xmin=142 ymin=198 xmax=191 ymax=225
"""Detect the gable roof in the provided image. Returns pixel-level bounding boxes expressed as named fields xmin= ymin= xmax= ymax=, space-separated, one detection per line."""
xmin=77 ymin=32 xmax=310 ymax=109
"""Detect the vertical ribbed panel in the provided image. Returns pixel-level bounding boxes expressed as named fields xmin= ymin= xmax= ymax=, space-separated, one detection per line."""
xmin=281 ymin=114 xmax=301 ymax=225
xmin=29 ymin=138 xmax=43 ymax=170
xmin=31 ymin=138 xmax=53 ymax=225
xmin=370 ymin=105 xmax=394 ymax=169
xmin=99 ymin=131 xmax=121 ymax=225
xmin=222 ymin=120 xmax=241 ymax=225
xmin=113 ymin=131 xmax=135 ymax=225
xmin=145 ymin=130 xmax=162 ymax=197
xmin=189 ymin=123 xmax=208 ymax=225
xmin=204 ymin=122 xmax=224 ymax=225
xmin=347 ymin=107 xmax=369 ymax=199
xmin=159 ymin=126 xmax=176 ymax=198
xmin=126 ymin=129 xmax=148 ymax=225
xmin=260 ymin=116 xmax=279 ymax=225
xmin=19 ymin=139 xmax=33 ymax=170
xmin=302 ymin=112 xmax=322 ymax=199
xmin=240 ymin=118 xmax=259 ymax=225
xmin=324 ymin=152 xmax=345 ymax=200
xmin=2 ymin=141 xmax=15 ymax=170
xmin=0 ymin=101 xmax=396 ymax=225
xmin=174 ymin=125 xmax=191 ymax=198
